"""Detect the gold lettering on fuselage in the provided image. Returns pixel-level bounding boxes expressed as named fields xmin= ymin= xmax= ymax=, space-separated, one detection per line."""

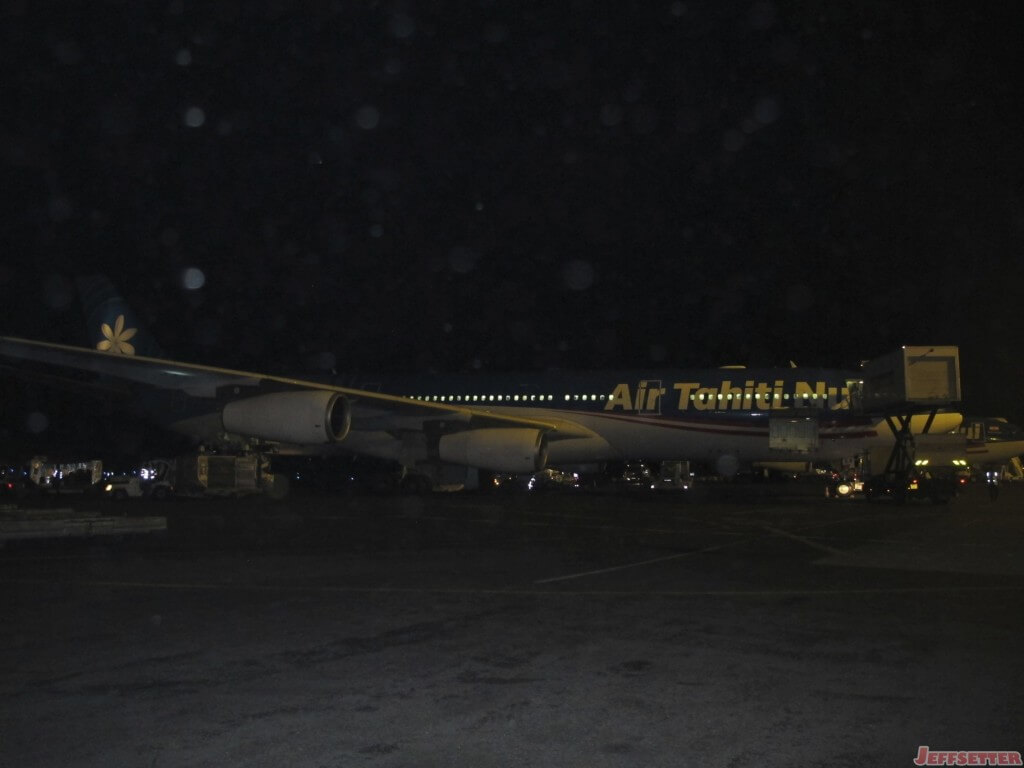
xmin=794 ymin=380 xmax=825 ymax=403
xmin=608 ymin=382 xmax=633 ymax=411
xmin=721 ymin=380 xmax=743 ymax=410
xmin=645 ymin=386 xmax=665 ymax=411
xmin=693 ymin=386 xmax=717 ymax=411
xmin=673 ymin=382 xmax=699 ymax=409
xmin=606 ymin=380 xmax=850 ymax=412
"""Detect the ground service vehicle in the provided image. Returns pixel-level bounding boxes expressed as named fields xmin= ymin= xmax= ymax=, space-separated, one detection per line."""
xmin=141 ymin=453 xmax=287 ymax=499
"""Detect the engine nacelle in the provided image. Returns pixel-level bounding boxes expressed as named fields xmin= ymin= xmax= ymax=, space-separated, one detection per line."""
xmin=222 ymin=390 xmax=351 ymax=445
xmin=438 ymin=428 xmax=548 ymax=473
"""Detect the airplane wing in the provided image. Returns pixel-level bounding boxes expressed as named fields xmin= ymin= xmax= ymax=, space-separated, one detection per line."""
xmin=0 ymin=336 xmax=595 ymax=471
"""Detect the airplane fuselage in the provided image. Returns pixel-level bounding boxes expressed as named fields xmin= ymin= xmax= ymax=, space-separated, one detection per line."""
xmin=332 ymin=368 xmax=959 ymax=473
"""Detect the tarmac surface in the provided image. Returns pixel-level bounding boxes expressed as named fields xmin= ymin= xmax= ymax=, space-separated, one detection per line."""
xmin=2 ymin=480 xmax=1022 ymax=767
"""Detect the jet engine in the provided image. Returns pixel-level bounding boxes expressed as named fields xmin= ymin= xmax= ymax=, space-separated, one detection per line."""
xmin=438 ymin=428 xmax=548 ymax=473
xmin=222 ymin=390 xmax=351 ymax=444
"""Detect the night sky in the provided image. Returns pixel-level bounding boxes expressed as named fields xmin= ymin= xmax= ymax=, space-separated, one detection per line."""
xmin=2 ymin=1 xmax=1023 ymax=435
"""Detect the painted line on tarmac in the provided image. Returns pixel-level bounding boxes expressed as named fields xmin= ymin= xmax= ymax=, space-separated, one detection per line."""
xmin=405 ymin=514 xmax=749 ymax=539
xmin=3 ymin=577 xmax=1023 ymax=598
xmin=761 ymin=525 xmax=843 ymax=555
xmin=794 ymin=510 xmax=943 ymax=531
xmin=533 ymin=541 xmax=744 ymax=584
xmin=515 ymin=510 xmax=749 ymax=535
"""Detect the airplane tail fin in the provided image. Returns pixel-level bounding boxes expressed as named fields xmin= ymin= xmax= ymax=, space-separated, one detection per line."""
xmin=76 ymin=276 xmax=164 ymax=358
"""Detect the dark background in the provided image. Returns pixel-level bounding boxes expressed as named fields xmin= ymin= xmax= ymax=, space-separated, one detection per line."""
xmin=2 ymin=1 xmax=1023 ymax=448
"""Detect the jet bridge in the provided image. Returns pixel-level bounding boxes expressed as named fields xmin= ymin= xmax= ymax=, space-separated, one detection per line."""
xmin=859 ymin=346 xmax=962 ymax=499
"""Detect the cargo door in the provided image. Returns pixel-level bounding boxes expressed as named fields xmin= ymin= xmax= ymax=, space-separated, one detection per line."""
xmin=769 ymin=416 xmax=819 ymax=452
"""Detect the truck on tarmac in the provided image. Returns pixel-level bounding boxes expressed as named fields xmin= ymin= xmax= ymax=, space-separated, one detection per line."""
xmin=140 ymin=453 xmax=289 ymax=499
xmin=27 ymin=457 xmax=103 ymax=495
xmin=828 ymin=436 xmax=969 ymax=503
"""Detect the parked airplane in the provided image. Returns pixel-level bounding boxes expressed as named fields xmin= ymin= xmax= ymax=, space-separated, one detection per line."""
xmin=960 ymin=417 xmax=1024 ymax=467
xmin=901 ymin=416 xmax=1024 ymax=472
xmin=0 ymin=277 xmax=961 ymax=488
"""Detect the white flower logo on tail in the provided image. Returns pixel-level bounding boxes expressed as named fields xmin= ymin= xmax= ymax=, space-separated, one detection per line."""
xmin=97 ymin=314 xmax=137 ymax=355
